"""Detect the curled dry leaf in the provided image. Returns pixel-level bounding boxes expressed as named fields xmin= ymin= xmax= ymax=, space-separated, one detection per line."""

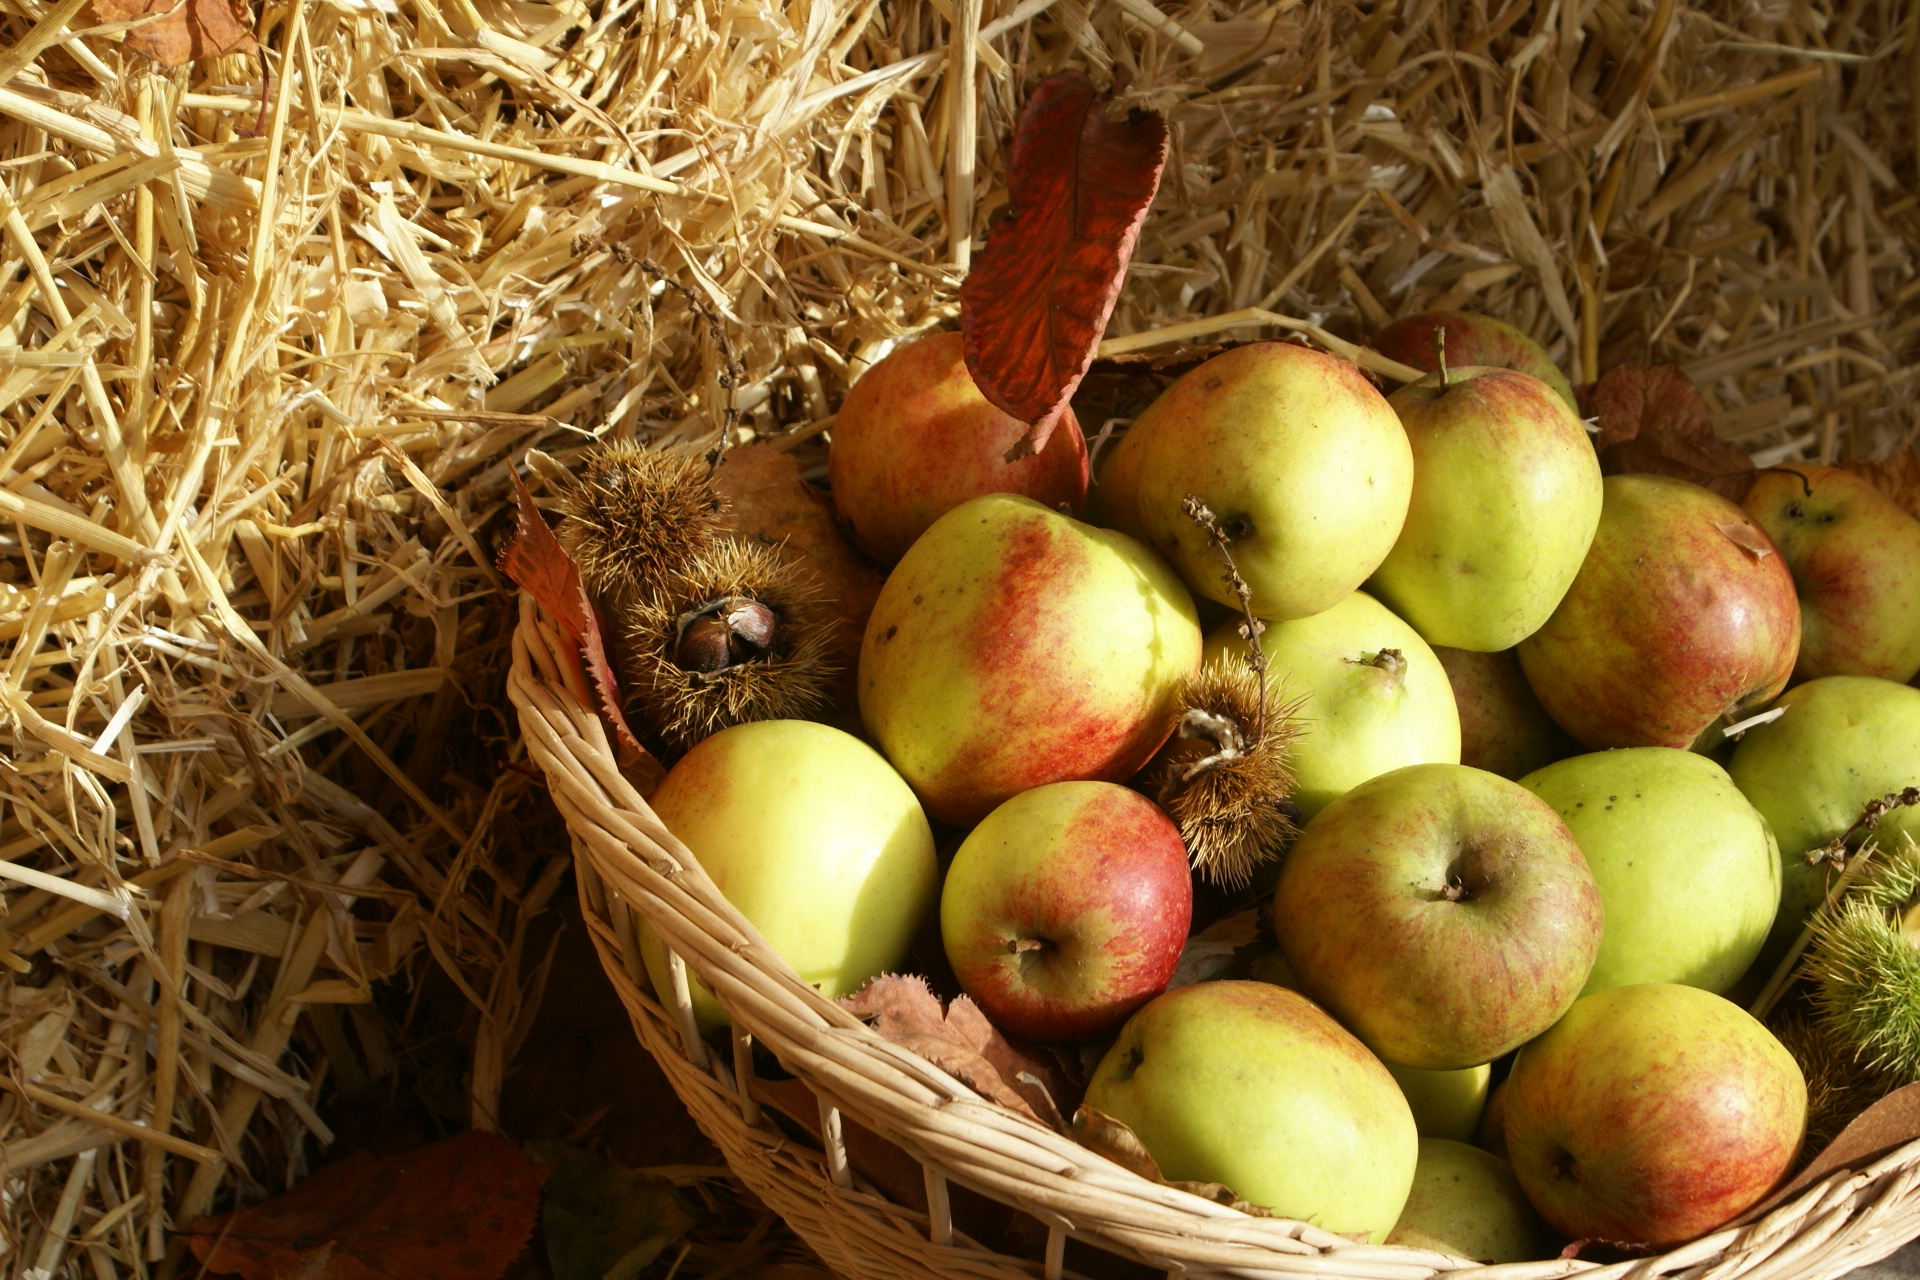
xmin=1843 ymin=447 xmax=1920 ymax=523
xmin=187 ymin=1132 xmax=548 ymax=1280
xmin=89 ymin=0 xmax=257 ymax=68
xmin=841 ymin=974 xmax=1066 ymax=1129
xmin=962 ymin=70 xmax=1169 ymax=462
xmin=1582 ymin=364 xmax=1757 ymax=502
xmin=1070 ymin=1105 xmax=1271 ymax=1215
xmin=499 ymin=474 xmax=653 ymax=769
xmin=1717 ymin=520 xmax=1776 ymax=559
xmin=1166 ymin=907 xmax=1263 ymax=989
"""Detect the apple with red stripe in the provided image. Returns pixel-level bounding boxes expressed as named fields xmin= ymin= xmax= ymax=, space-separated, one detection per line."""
xmin=861 ymin=493 xmax=1201 ymax=827
xmin=941 ymin=781 xmax=1192 ymax=1044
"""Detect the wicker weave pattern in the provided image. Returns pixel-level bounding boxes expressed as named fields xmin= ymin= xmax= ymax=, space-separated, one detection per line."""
xmin=507 ymin=598 xmax=1920 ymax=1280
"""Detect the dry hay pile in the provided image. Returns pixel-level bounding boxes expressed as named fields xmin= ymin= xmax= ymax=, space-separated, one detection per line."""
xmin=0 ymin=0 xmax=1915 ymax=1272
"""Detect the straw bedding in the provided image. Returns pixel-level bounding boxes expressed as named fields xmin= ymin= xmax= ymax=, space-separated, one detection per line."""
xmin=0 ymin=0 xmax=1916 ymax=1269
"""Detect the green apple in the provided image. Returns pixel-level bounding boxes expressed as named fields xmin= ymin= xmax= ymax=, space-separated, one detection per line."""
xmin=1727 ymin=676 xmax=1920 ymax=963
xmin=1743 ymin=463 xmax=1920 ymax=684
xmin=1505 ymin=984 xmax=1805 ymax=1246
xmin=1371 ymin=311 xmax=1577 ymax=409
xmin=1124 ymin=343 xmax=1414 ymax=619
xmin=860 ymin=493 xmax=1201 ymax=825
xmin=637 ymin=719 xmax=938 ymax=1028
xmin=1385 ymin=1139 xmax=1557 ymax=1263
xmin=1208 ymin=591 xmax=1460 ymax=820
xmin=1519 ymin=748 xmax=1779 ymax=996
xmin=1387 ymin=1062 xmax=1491 ymax=1143
xmin=1085 ymin=981 xmax=1417 ymax=1241
xmin=1369 ymin=367 xmax=1602 ymax=651
xmin=1435 ymin=645 xmax=1575 ymax=779
xmin=1275 ymin=763 xmax=1602 ymax=1069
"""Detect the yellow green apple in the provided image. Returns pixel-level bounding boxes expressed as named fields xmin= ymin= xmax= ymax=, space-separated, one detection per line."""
xmin=829 ymin=332 xmax=1089 ymax=564
xmin=1085 ymin=981 xmax=1417 ymax=1241
xmin=1123 ymin=343 xmax=1413 ymax=619
xmin=1742 ymin=463 xmax=1920 ymax=684
xmin=1371 ymin=311 xmax=1577 ymax=409
xmin=1208 ymin=591 xmax=1460 ymax=820
xmin=1369 ymin=367 xmax=1602 ymax=651
xmin=637 ymin=719 xmax=938 ymax=1028
xmin=1387 ymin=1062 xmax=1491 ymax=1143
xmin=860 ymin=493 xmax=1201 ymax=825
xmin=1519 ymin=748 xmax=1779 ymax=996
xmin=1386 ymin=1139 xmax=1558 ymax=1263
xmin=1275 ymin=763 xmax=1602 ymax=1070
xmin=1727 ymin=675 xmax=1920 ymax=964
xmin=1505 ymin=984 xmax=1805 ymax=1246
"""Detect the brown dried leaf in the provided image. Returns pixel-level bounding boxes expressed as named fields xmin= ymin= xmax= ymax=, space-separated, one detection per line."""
xmin=90 ymin=0 xmax=257 ymax=68
xmin=188 ymin=1133 xmax=547 ymax=1280
xmin=841 ymin=975 xmax=1065 ymax=1128
xmin=1717 ymin=520 xmax=1776 ymax=558
xmin=1843 ymin=447 xmax=1920 ymax=523
xmin=1582 ymin=364 xmax=1756 ymax=502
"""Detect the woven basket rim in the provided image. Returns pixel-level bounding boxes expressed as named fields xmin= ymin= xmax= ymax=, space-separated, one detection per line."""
xmin=506 ymin=594 xmax=1920 ymax=1280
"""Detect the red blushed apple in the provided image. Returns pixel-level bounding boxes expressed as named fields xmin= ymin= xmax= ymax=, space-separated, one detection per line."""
xmin=1371 ymin=312 xmax=1577 ymax=409
xmin=940 ymin=782 xmax=1192 ymax=1043
xmin=829 ymin=333 xmax=1089 ymax=564
xmin=1517 ymin=474 xmax=1800 ymax=750
xmin=1435 ymin=646 xmax=1577 ymax=780
xmin=1505 ymin=983 xmax=1805 ymax=1246
xmin=1742 ymin=463 xmax=1920 ymax=684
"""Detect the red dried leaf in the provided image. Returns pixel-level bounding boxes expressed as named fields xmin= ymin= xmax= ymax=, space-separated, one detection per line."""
xmin=1844 ymin=446 xmax=1920 ymax=522
xmin=1581 ymin=364 xmax=1756 ymax=502
xmin=498 ymin=473 xmax=646 ymax=759
xmin=842 ymin=974 xmax=1066 ymax=1128
xmin=962 ymin=71 xmax=1168 ymax=461
xmin=89 ymin=0 xmax=257 ymax=67
xmin=188 ymin=1132 xmax=547 ymax=1280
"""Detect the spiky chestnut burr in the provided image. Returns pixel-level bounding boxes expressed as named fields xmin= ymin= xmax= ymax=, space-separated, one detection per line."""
xmin=557 ymin=441 xmax=729 ymax=607
xmin=1146 ymin=494 xmax=1303 ymax=890
xmin=625 ymin=538 xmax=837 ymax=751
xmin=1149 ymin=654 xmax=1303 ymax=890
xmin=1769 ymin=1006 xmax=1892 ymax=1160
xmin=1805 ymin=830 xmax=1920 ymax=1083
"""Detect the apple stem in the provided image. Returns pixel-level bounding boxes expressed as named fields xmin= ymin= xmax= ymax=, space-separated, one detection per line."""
xmin=1008 ymin=938 xmax=1050 ymax=955
xmin=1436 ymin=327 xmax=1449 ymax=388
xmin=1180 ymin=494 xmax=1268 ymax=740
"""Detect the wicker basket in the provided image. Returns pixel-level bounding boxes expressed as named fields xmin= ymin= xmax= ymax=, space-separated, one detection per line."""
xmin=507 ymin=595 xmax=1920 ymax=1280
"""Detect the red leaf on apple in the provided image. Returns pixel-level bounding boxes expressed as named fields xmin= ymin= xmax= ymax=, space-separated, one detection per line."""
xmin=1580 ymin=364 xmax=1756 ymax=502
xmin=1843 ymin=446 xmax=1920 ymax=523
xmin=842 ymin=975 xmax=1066 ymax=1129
xmin=187 ymin=1131 xmax=548 ymax=1280
xmin=498 ymin=473 xmax=648 ymax=760
xmin=961 ymin=71 xmax=1168 ymax=462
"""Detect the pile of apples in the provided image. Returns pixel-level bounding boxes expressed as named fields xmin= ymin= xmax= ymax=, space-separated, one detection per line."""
xmin=634 ymin=318 xmax=1920 ymax=1261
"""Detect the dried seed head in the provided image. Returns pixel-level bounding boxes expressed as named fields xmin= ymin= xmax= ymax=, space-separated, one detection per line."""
xmin=625 ymin=539 xmax=838 ymax=751
xmin=1769 ymin=1006 xmax=1892 ymax=1160
xmin=1147 ymin=654 xmax=1304 ymax=890
xmin=558 ymin=440 xmax=728 ymax=604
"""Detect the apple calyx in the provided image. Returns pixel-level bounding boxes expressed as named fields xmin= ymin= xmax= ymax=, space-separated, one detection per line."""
xmin=673 ymin=595 xmax=781 ymax=677
xmin=1350 ymin=647 xmax=1408 ymax=690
